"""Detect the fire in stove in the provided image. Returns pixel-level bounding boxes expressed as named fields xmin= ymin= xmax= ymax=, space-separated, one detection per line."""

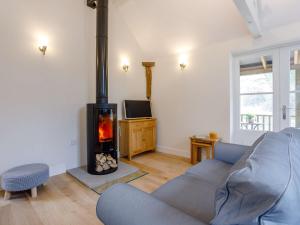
xmin=99 ymin=110 xmax=113 ymax=143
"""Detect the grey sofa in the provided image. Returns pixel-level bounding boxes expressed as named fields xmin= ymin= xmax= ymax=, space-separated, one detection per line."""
xmin=96 ymin=128 xmax=300 ymax=225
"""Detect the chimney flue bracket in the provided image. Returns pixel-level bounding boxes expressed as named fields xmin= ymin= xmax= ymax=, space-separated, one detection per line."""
xmin=87 ymin=0 xmax=97 ymax=9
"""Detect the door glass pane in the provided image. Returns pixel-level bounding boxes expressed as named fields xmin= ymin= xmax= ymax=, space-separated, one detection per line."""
xmin=240 ymin=94 xmax=273 ymax=131
xmin=240 ymin=73 xmax=273 ymax=94
xmin=239 ymin=55 xmax=273 ymax=131
xmin=290 ymin=69 xmax=296 ymax=92
xmin=289 ymin=50 xmax=300 ymax=127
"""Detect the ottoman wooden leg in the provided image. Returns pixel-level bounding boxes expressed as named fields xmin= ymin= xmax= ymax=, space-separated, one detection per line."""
xmin=4 ymin=191 xmax=11 ymax=200
xmin=31 ymin=187 xmax=37 ymax=198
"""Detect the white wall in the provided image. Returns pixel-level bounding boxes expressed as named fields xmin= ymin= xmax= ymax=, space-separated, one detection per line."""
xmin=2 ymin=1 xmax=300 ymax=175
xmin=0 ymin=0 xmax=145 ymax=175
xmin=149 ymin=21 xmax=300 ymax=157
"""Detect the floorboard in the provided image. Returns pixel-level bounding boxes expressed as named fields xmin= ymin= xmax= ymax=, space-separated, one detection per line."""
xmin=0 ymin=152 xmax=192 ymax=225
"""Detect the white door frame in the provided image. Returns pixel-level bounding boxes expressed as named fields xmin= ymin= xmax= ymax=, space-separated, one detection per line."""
xmin=279 ymin=44 xmax=300 ymax=129
xmin=231 ymin=49 xmax=280 ymax=145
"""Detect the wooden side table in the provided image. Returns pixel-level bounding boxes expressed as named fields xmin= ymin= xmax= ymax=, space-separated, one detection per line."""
xmin=190 ymin=136 xmax=219 ymax=165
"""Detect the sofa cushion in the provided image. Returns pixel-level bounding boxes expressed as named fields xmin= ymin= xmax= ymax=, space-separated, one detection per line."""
xmin=214 ymin=142 xmax=251 ymax=164
xmin=225 ymin=133 xmax=266 ymax=180
xmin=97 ymin=184 xmax=207 ymax=225
xmin=152 ymin=174 xmax=216 ymax=224
xmin=281 ymin=127 xmax=300 ymax=138
xmin=212 ymin=132 xmax=293 ymax=225
xmin=186 ymin=160 xmax=231 ymax=186
xmin=268 ymin=127 xmax=300 ymax=225
xmin=223 ymin=133 xmax=271 ymax=184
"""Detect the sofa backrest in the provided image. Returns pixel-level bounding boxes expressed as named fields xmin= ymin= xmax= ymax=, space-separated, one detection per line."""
xmin=212 ymin=130 xmax=300 ymax=225
xmin=271 ymin=128 xmax=300 ymax=224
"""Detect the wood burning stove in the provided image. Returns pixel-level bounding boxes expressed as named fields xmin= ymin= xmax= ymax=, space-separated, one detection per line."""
xmin=86 ymin=0 xmax=118 ymax=175
xmin=87 ymin=104 xmax=117 ymax=175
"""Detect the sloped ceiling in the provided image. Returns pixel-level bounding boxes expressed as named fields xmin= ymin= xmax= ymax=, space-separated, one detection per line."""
xmin=261 ymin=0 xmax=300 ymax=29
xmin=112 ymin=0 xmax=300 ymax=56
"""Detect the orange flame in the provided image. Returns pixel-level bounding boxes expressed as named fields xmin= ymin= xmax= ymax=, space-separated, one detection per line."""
xmin=99 ymin=114 xmax=113 ymax=142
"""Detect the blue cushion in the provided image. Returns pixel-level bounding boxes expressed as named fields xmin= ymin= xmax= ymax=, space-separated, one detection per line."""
xmin=269 ymin=128 xmax=300 ymax=225
xmin=186 ymin=160 xmax=231 ymax=186
xmin=97 ymin=184 xmax=206 ymax=225
xmin=1 ymin=164 xmax=49 ymax=192
xmin=251 ymin=133 xmax=266 ymax=148
xmin=152 ymin=174 xmax=216 ymax=224
xmin=214 ymin=142 xmax=251 ymax=164
xmin=281 ymin=127 xmax=300 ymax=138
xmin=212 ymin=132 xmax=293 ymax=225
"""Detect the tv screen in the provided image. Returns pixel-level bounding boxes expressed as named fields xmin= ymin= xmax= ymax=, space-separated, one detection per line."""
xmin=124 ymin=100 xmax=152 ymax=119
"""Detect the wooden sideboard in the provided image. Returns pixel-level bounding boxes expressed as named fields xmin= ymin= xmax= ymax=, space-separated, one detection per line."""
xmin=119 ymin=118 xmax=157 ymax=160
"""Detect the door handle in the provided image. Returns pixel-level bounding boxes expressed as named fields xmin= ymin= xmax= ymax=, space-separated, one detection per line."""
xmin=282 ymin=105 xmax=287 ymax=120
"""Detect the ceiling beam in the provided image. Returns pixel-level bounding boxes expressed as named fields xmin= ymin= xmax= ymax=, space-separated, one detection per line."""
xmin=294 ymin=50 xmax=299 ymax=65
xmin=233 ymin=0 xmax=262 ymax=38
xmin=260 ymin=56 xmax=267 ymax=70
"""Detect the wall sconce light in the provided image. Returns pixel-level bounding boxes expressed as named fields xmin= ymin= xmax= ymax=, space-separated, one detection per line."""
xmin=180 ymin=63 xmax=187 ymax=70
xmin=38 ymin=36 xmax=48 ymax=56
xmin=121 ymin=58 xmax=129 ymax=72
xmin=123 ymin=64 xmax=129 ymax=72
xmin=39 ymin=46 xmax=47 ymax=55
xmin=179 ymin=54 xmax=188 ymax=70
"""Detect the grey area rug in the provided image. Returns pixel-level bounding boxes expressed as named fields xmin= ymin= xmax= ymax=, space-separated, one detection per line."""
xmin=67 ymin=162 xmax=147 ymax=194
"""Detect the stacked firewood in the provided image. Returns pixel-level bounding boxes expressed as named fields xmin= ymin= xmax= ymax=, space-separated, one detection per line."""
xmin=95 ymin=153 xmax=117 ymax=172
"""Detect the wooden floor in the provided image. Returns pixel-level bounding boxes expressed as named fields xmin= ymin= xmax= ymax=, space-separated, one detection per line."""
xmin=0 ymin=152 xmax=192 ymax=225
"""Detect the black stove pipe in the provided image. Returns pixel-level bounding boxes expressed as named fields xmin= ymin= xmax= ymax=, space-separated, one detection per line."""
xmin=96 ymin=0 xmax=108 ymax=104
xmin=86 ymin=0 xmax=118 ymax=175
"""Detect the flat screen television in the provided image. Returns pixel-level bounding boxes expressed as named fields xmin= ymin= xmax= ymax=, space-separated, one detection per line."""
xmin=123 ymin=100 xmax=152 ymax=119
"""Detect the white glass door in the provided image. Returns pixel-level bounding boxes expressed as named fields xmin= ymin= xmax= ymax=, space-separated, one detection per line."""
xmin=280 ymin=45 xmax=300 ymax=129
xmin=232 ymin=43 xmax=300 ymax=144
xmin=232 ymin=50 xmax=280 ymax=145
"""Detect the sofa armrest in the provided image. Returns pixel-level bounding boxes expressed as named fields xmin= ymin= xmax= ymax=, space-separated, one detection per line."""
xmin=214 ymin=142 xmax=251 ymax=164
xmin=96 ymin=184 xmax=207 ymax=225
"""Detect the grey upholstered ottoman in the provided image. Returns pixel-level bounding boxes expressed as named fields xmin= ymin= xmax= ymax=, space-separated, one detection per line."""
xmin=1 ymin=163 xmax=49 ymax=200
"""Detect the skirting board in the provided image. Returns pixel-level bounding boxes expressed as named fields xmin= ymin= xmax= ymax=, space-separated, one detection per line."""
xmin=157 ymin=145 xmax=190 ymax=158
xmin=49 ymin=163 xmax=67 ymax=177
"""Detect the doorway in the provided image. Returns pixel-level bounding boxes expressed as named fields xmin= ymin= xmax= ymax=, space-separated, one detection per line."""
xmin=231 ymin=43 xmax=300 ymax=145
